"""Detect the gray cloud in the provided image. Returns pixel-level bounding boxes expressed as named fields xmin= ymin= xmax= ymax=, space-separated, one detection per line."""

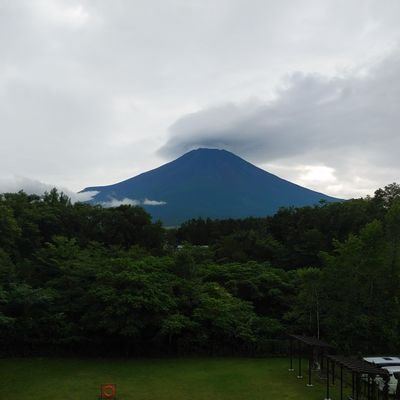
xmin=2 ymin=1 xmax=400 ymax=197
xmin=159 ymin=49 xmax=400 ymax=198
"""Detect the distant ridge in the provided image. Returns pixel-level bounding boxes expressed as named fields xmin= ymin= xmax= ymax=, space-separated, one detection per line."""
xmin=82 ymin=148 xmax=342 ymax=225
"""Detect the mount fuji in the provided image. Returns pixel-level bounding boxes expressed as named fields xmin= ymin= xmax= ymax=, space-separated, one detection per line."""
xmin=82 ymin=148 xmax=341 ymax=225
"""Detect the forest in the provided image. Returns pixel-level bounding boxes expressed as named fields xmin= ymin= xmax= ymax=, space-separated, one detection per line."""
xmin=1 ymin=184 xmax=400 ymax=356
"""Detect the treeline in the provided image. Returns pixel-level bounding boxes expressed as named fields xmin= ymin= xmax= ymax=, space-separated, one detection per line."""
xmin=175 ymin=197 xmax=382 ymax=268
xmin=1 ymin=185 xmax=400 ymax=356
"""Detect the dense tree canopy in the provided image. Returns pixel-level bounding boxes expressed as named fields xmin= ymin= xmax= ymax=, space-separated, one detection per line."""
xmin=1 ymin=185 xmax=400 ymax=356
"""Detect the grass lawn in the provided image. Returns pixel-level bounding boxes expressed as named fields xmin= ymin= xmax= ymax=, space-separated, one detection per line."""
xmin=0 ymin=357 xmax=344 ymax=400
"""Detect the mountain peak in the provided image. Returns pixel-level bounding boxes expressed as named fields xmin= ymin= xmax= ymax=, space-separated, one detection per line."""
xmin=179 ymin=147 xmax=240 ymax=160
xmin=83 ymin=149 xmax=341 ymax=225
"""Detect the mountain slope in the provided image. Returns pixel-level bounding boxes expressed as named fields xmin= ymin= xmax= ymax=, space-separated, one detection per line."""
xmin=82 ymin=148 xmax=342 ymax=225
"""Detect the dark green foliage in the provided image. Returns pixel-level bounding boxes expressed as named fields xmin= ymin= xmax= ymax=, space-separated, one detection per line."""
xmin=317 ymin=218 xmax=400 ymax=353
xmin=0 ymin=185 xmax=400 ymax=355
xmin=174 ymin=198 xmax=375 ymax=269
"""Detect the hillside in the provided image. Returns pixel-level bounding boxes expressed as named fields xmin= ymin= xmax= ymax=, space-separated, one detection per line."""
xmin=82 ymin=148 xmax=341 ymax=225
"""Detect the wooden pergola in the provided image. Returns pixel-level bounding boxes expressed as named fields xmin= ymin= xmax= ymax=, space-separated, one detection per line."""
xmin=289 ymin=334 xmax=334 ymax=387
xmin=327 ymin=355 xmax=390 ymax=400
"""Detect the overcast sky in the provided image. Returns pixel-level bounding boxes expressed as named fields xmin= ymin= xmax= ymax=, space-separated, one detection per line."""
xmin=1 ymin=0 xmax=400 ymax=199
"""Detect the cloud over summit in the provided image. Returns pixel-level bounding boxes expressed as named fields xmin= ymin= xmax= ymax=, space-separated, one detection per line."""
xmin=2 ymin=1 xmax=400 ymax=198
xmin=159 ymin=49 xmax=400 ymax=197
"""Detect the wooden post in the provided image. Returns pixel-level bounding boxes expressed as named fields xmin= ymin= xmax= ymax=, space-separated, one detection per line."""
xmin=340 ymin=364 xmax=343 ymax=400
xmin=298 ymin=355 xmax=303 ymax=378
xmin=289 ymin=337 xmax=294 ymax=371
xmin=325 ymin=357 xmax=331 ymax=400
xmin=371 ymin=374 xmax=376 ymax=400
xmin=367 ymin=374 xmax=371 ymax=400
xmin=297 ymin=341 xmax=303 ymax=378
xmin=383 ymin=374 xmax=389 ymax=400
xmin=393 ymin=371 xmax=400 ymax=400
xmin=307 ymin=351 xmax=313 ymax=387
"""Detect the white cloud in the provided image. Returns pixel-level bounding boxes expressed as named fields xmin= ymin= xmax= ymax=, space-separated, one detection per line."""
xmin=0 ymin=175 xmax=167 ymax=207
xmin=100 ymin=198 xmax=141 ymax=208
xmin=100 ymin=197 xmax=167 ymax=207
xmin=33 ymin=1 xmax=90 ymax=29
xmin=0 ymin=176 xmax=98 ymax=203
xmin=299 ymin=166 xmax=337 ymax=184
xmin=143 ymin=198 xmax=167 ymax=206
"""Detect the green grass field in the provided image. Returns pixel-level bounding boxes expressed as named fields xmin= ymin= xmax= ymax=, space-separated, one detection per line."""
xmin=0 ymin=357 xmax=344 ymax=400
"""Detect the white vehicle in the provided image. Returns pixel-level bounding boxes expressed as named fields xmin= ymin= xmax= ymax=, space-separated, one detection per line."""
xmin=375 ymin=366 xmax=400 ymax=395
xmin=363 ymin=356 xmax=400 ymax=367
